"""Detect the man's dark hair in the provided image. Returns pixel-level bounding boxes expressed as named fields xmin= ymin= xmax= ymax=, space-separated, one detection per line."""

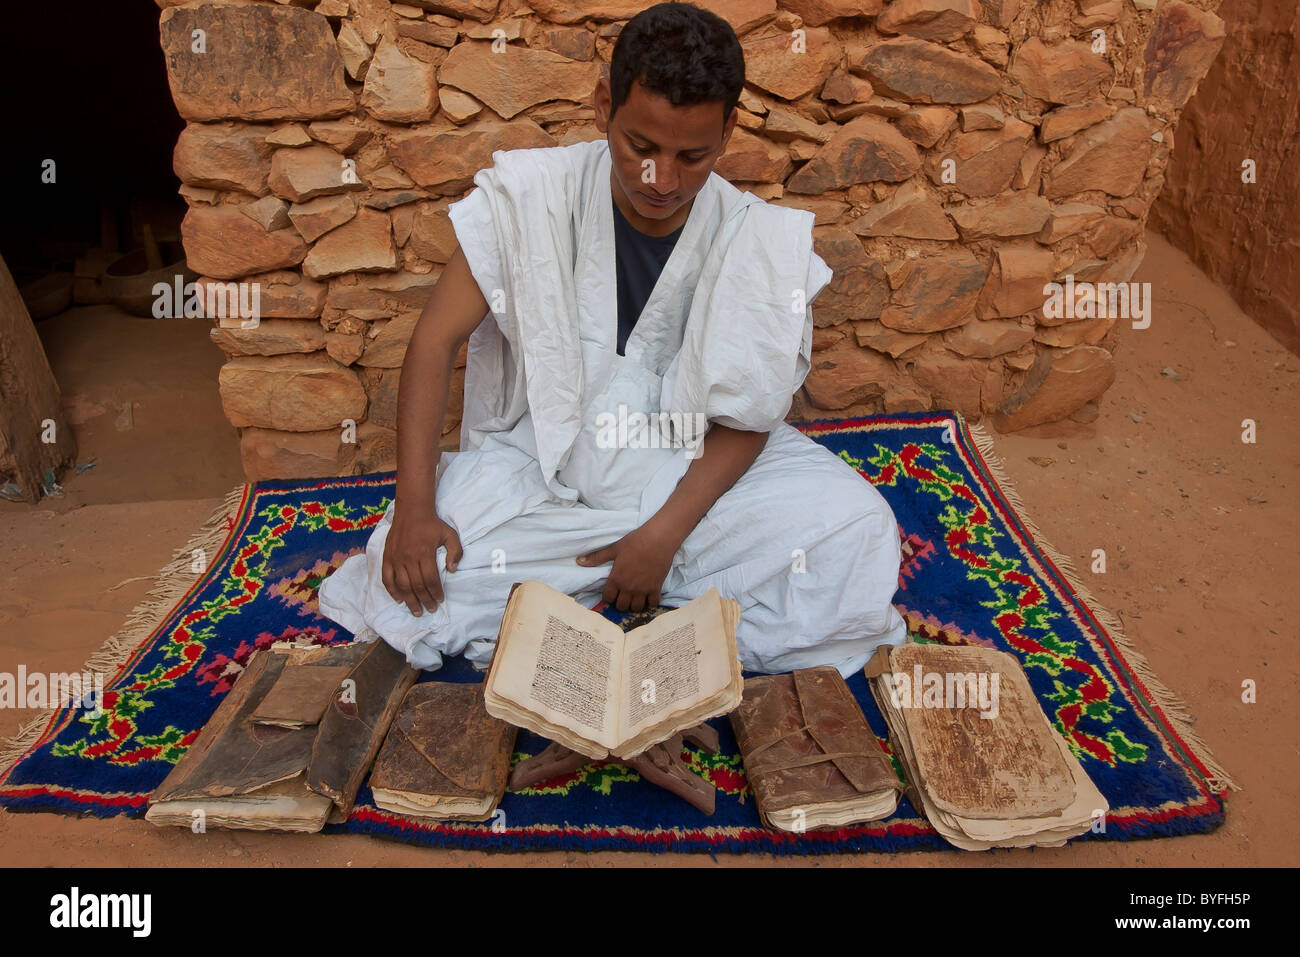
xmin=609 ymin=2 xmax=746 ymax=126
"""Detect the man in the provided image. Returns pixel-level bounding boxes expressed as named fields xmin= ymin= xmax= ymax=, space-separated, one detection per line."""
xmin=319 ymin=2 xmax=906 ymax=677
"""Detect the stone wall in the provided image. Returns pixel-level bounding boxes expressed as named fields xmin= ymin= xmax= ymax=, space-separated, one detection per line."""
xmin=1150 ymin=0 xmax=1298 ymax=354
xmin=156 ymin=0 xmax=1225 ymax=480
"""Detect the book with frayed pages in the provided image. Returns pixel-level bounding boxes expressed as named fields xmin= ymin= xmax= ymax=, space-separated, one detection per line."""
xmin=484 ymin=580 xmax=743 ymax=760
xmin=866 ymin=641 xmax=1108 ymax=850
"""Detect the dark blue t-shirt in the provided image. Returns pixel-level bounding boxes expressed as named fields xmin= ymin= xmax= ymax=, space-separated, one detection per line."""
xmin=612 ymin=196 xmax=685 ymax=356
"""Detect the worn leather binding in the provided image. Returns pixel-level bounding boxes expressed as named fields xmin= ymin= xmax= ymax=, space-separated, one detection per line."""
xmin=307 ymin=638 xmax=418 ymax=817
xmin=368 ymin=681 xmax=517 ymax=821
xmin=729 ymin=666 xmax=902 ymax=831
xmin=147 ymin=639 xmax=417 ymax=831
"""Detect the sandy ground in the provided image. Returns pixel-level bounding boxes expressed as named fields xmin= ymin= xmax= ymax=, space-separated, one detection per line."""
xmin=1 ymin=230 xmax=1295 ymax=867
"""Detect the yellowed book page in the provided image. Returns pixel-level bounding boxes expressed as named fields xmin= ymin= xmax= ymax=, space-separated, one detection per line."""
xmin=618 ymin=589 xmax=735 ymax=744
xmin=957 ymin=731 xmax=1106 ymax=843
xmin=487 ymin=581 xmax=623 ymax=752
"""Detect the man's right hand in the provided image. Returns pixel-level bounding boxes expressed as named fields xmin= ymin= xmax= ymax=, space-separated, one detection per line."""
xmin=381 ymin=509 xmax=464 ymax=616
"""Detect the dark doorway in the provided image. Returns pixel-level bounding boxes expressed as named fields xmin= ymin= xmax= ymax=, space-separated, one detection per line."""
xmin=0 ymin=0 xmax=184 ymax=287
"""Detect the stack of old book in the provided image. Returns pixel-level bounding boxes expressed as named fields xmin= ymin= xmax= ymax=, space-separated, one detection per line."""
xmin=368 ymin=681 xmax=517 ymax=822
xmin=729 ymin=666 xmax=903 ymax=832
xmin=146 ymin=637 xmax=417 ymax=832
xmin=866 ymin=641 xmax=1107 ymax=850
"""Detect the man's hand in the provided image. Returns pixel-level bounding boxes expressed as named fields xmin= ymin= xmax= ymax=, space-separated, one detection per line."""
xmin=576 ymin=523 xmax=681 ymax=613
xmin=382 ymin=509 xmax=463 ymax=616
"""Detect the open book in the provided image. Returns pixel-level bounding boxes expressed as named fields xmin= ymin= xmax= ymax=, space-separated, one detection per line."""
xmin=484 ymin=580 xmax=743 ymax=760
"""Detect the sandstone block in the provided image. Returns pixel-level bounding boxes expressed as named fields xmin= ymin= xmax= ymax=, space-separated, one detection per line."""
xmin=182 ymin=206 xmax=309 ymax=280
xmin=220 ymin=353 xmax=368 ymax=431
xmin=358 ymin=312 xmax=419 ymax=367
xmin=976 ymin=245 xmax=1055 ymax=318
xmin=743 ymin=28 xmax=841 ymax=100
xmin=1032 ymin=313 xmax=1115 ymax=347
xmin=850 ymin=179 xmax=956 ymax=239
xmin=240 ymin=427 xmax=358 ymax=481
xmin=439 ymin=87 xmax=483 ymax=124
xmin=439 ymin=41 xmax=599 ymax=119
xmin=289 ymin=194 xmax=359 ymax=242
xmin=895 ymin=105 xmax=958 ymax=147
xmin=361 ymin=40 xmax=437 ymax=123
xmin=810 ymin=227 xmax=888 ymax=326
xmin=943 ymin=318 xmax=1033 ymax=357
xmin=947 ymin=192 xmax=1050 ymax=240
xmin=231 ymin=271 xmax=328 ymax=319
xmin=388 ymin=119 xmax=555 ymax=193
xmin=408 ymin=202 xmax=459 ymax=263
xmin=325 ymin=331 xmax=367 ymax=365
xmin=876 ymin=0 xmax=980 ymax=43
xmin=959 ymin=103 xmax=1004 ymax=131
xmin=546 ymin=27 xmax=596 ymax=61
xmin=366 ymin=368 xmax=401 ymax=430
xmin=851 ymin=38 xmax=1000 ymax=104
xmin=1039 ymin=101 xmax=1111 ymax=142
xmin=926 ymin=118 xmax=1033 ymax=196
xmin=907 ymin=342 xmax=986 ymax=417
xmin=239 ymin=196 xmax=291 ymax=232
xmin=307 ymin=120 xmax=372 ymax=154
xmin=715 ymin=127 xmax=793 ymax=183
xmin=210 ymin=319 xmax=327 ymax=357
xmin=764 ymin=108 xmax=835 ymax=143
xmin=1009 ymin=38 xmax=1111 ymax=105
xmin=1037 ymin=202 xmax=1105 ymax=243
xmin=160 ymin=4 xmax=353 ymax=121
xmin=852 ymin=319 xmax=928 ymax=357
xmin=777 ymin=1 xmax=884 ymax=27
xmin=803 ymin=340 xmax=900 ymax=409
xmin=879 ymin=250 xmax=987 ymax=332
xmin=821 ymin=74 xmax=874 ymax=104
xmin=992 ymin=345 xmax=1115 ymax=430
xmin=302 ymin=208 xmax=398 ymax=279
xmin=174 ymin=124 xmax=272 ymax=196
xmin=266 ymin=125 xmax=313 ymax=148
xmin=337 ymin=21 xmax=373 ymax=81
xmin=787 ymin=115 xmax=921 ymax=192
xmin=1044 ymin=108 xmax=1154 ymax=198
xmin=269 ymin=145 xmax=367 ymax=203
xmin=1143 ymin=0 xmax=1227 ymax=111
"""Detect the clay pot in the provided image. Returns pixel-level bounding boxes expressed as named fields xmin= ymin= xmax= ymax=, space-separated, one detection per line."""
xmin=20 ymin=273 xmax=74 ymax=320
xmin=102 ymin=243 xmax=196 ymax=317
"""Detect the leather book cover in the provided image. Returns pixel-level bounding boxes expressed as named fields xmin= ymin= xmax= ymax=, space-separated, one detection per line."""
xmin=730 ymin=666 xmax=901 ymax=823
xmin=368 ymin=680 xmax=517 ymax=814
xmin=151 ymin=646 xmax=368 ymax=803
xmin=252 ymin=664 xmax=353 ymax=728
xmin=306 ymin=638 xmax=419 ymax=815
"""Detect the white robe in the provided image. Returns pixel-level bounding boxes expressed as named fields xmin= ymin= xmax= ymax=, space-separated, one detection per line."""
xmin=318 ymin=139 xmax=906 ymax=677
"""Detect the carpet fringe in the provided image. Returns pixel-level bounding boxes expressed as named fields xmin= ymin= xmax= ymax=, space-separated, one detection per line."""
xmin=0 ymin=485 xmax=250 ymax=777
xmin=965 ymin=421 xmax=1237 ymax=793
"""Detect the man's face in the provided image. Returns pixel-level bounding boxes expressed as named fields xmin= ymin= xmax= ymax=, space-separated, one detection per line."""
xmin=594 ymin=76 xmax=737 ymax=229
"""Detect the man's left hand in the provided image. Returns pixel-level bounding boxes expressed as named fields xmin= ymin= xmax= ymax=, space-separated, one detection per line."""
xmin=575 ymin=523 xmax=682 ymax=613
